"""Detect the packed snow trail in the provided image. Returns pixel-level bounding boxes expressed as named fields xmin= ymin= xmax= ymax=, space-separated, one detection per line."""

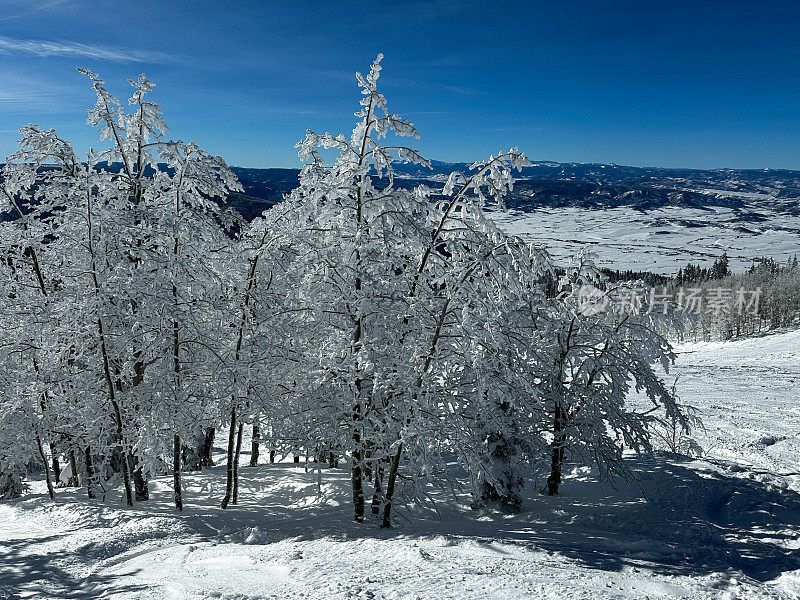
xmin=2 ymin=474 xmax=793 ymax=600
xmin=671 ymin=328 xmax=800 ymax=487
xmin=2 ymin=330 xmax=800 ymax=600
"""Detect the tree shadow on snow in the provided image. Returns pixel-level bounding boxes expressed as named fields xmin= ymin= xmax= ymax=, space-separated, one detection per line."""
xmin=5 ymin=455 xmax=800 ymax=594
xmin=471 ymin=454 xmax=800 ymax=582
xmin=0 ymin=532 xmax=148 ymax=600
xmin=176 ymin=457 xmax=800 ymax=583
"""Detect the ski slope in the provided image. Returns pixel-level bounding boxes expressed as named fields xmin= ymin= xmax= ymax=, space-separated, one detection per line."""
xmin=2 ymin=330 xmax=800 ymax=600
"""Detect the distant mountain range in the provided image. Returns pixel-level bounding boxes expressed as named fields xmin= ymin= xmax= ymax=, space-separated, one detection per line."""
xmin=3 ymin=160 xmax=797 ymax=223
xmin=227 ymin=161 xmax=800 ymax=220
xmin=2 ymin=160 xmax=796 ymax=272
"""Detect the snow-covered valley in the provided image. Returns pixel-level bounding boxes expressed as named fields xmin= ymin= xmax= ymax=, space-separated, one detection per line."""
xmin=490 ymin=206 xmax=800 ymax=275
xmin=3 ymin=329 xmax=800 ymax=600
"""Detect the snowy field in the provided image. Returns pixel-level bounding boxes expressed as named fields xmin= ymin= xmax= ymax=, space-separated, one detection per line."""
xmin=491 ymin=207 xmax=800 ymax=274
xmin=2 ymin=330 xmax=800 ymax=600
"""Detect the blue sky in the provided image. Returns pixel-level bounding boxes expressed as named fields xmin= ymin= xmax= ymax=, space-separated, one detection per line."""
xmin=1 ymin=0 xmax=799 ymax=169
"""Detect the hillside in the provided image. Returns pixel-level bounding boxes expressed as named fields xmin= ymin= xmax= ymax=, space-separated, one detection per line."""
xmin=230 ymin=161 xmax=800 ymax=215
xmin=227 ymin=162 xmax=800 ymax=273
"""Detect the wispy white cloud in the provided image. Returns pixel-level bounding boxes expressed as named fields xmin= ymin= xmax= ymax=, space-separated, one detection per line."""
xmin=0 ymin=71 xmax=81 ymax=114
xmin=0 ymin=34 xmax=177 ymax=64
xmin=265 ymin=107 xmax=321 ymax=115
xmin=0 ymin=0 xmax=70 ymax=21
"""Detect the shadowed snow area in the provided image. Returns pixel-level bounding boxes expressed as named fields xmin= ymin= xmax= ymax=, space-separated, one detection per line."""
xmin=2 ymin=330 xmax=800 ymax=599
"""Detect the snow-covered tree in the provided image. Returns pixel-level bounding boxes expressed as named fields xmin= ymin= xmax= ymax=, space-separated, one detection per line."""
xmin=0 ymin=71 xmax=240 ymax=508
xmin=540 ymin=252 xmax=686 ymax=494
xmin=0 ymin=55 xmax=689 ymax=527
xmin=269 ymin=55 xmax=547 ymax=524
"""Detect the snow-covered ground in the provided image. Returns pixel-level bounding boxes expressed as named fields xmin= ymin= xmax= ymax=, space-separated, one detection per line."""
xmin=2 ymin=330 xmax=800 ymax=599
xmin=490 ymin=206 xmax=800 ymax=274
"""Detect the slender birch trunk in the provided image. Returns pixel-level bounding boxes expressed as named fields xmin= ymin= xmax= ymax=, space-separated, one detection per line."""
xmin=171 ymin=170 xmax=184 ymax=512
xmin=347 ymin=93 xmax=376 ymax=524
xmin=4 ymin=192 xmax=69 ymax=502
xmin=85 ymin=170 xmax=134 ymax=507
xmin=371 ymin=461 xmax=384 ymax=516
xmin=249 ymin=423 xmax=260 ymax=466
xmin=546 ymin=404 xmax=567 ymax=495
xmin=128 ymin=449 xmax=148 ymax=501
xmin=36 ymin=435 xmax=54 ymax=500
xmin=232 ymin=422 xmax=243 ymax=505
xmin=351 ymin=403 xmax=365 ymax=522
xmin=50 ymin=443 xmax=61 ymax=485
xmin=68 ymin=450 xmax=79 ymax=487
xmin=223 ymin=244 xmax=263 ymax=506
xmin=173 ymin=433 xmax=183 ymax=511
xmin=316 ymin=458 xmax=323 ymax=499
xmin=220 ymin=407 xmax=236 ymax=509
xmin=133 ymin=465 xmax=149 ymax=501
xmin=381 ymin=444 xmax=402 ymax=528
xmin=85 ymin=446 xmax=96 ymax=499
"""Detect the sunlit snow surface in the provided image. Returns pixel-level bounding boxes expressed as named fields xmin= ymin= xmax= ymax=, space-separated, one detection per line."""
xmin=490 ymin=207 xmax=800 ymax=274
xmin=2 ymin=330 xmax=800 ymax=599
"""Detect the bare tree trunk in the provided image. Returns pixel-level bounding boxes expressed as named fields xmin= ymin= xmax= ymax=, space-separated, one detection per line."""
xmin=351 ymin=405 xmax=365 ymax=522
xmin=249 ymin=423 xmax=259 ymax=466
xmin=352 ymin=451 xmax=365 ymax=522
xmin=316 ymin=456 xmax=322 ymax=499
xmin=114 ymin=414 xmax=134 ymax=506
xmin=380 ymin=443 xmax=402 ymax=528
xmin=220 ymin=407 xmax=236 ymax=509
xmin=546 ymin=404 xmax=567 ymax=496
xmin=232 ymin=422 xmax=243 ymax=505
xmin=546 ymin=321 xmax=575 ymax=497
xmin=85 ymin=446 xmax=96 ymax=499
xmin=371 ymin=461 xmax=384 ymax=516
xmin=173 ymin=433 xmax=183 ymax=511
xmin=328 ymin=452 xmax=337 ymax=469
xmin=133 ymin=469 xmax=148 ymax=500
xmin=180 ymin=436 xmax=203 ymax=472
xmin=200 ymin=427 xmax=215 ymax=468
xmin=349 ymin=118 xmax=370 ymax=524
xmin=226 ymin=245 xmax=263 ymax=497
xmin=362 ymin=444 xmax=372 ymax=481
xmin=49 ymin=443 xmax=61 ymax=485
xmin=269 ymin=449 xmax=275 ymax=464
xmin=8 ymin=201 xmax=56 ymax=503
xmin=170 ymin=166 xmax=184 ymax=514
xmin=131 ymin=454 xmax=148 ymax=501
xmin=86 ymin=182 xmax=133 ymax=507
xmin=68 ymin=449 xmax=79 ymax=487
xmin=36 ymin=435 xmax=54 ymax=500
